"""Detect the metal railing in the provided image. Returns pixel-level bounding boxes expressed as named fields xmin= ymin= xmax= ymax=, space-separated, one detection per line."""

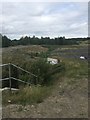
xmin=0 ymin=63 xmax=38 ymax=90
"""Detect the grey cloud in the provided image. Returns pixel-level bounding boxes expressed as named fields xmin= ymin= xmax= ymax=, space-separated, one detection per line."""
xmin=1 ymin=2 xmax=88 ymax=39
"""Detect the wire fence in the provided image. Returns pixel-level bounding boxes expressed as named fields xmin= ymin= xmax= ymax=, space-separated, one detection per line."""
xmin=0 ymin=63 xmax=38 ymax=90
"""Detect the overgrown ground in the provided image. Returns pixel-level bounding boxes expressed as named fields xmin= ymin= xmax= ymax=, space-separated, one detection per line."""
xmin=2 ymin=42 xmax=88 ymax=118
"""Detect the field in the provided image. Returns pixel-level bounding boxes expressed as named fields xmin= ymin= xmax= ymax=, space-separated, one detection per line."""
xmin=2 ymin=42 xmax=88 ymax=118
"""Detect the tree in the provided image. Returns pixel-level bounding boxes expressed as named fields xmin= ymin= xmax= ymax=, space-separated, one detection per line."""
xmin=2 ymin=35 xmax=11 ymax=47
xmin=0 ymin=34 xmax=2 ymax=47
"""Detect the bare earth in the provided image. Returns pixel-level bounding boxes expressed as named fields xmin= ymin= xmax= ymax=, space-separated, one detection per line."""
xmin=2 ymin=77 xmax=88 ymax=118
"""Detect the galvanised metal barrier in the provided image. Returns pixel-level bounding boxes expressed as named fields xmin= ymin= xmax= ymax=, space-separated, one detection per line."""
xmin=0 ymin=63 xmax=38 ymax=90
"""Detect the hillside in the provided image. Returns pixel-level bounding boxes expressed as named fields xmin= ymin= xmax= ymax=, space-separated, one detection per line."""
xmin=2 ymin=43 xmax=88 ymax=118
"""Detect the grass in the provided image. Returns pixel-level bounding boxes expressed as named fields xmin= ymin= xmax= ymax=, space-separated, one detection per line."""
xmin=2 ymin=44 xmax=88 ymax=106
xmin=62 ymin=57 xmax=88 ymax=79
xmin=57 ymin=56 xmax=88 ymax=97
xmin=2 ymin=85 xmax=52 ymax=105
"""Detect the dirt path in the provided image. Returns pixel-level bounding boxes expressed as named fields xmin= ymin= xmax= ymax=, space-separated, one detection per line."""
xmin=2 ymin=77 xmax=88 ymax=118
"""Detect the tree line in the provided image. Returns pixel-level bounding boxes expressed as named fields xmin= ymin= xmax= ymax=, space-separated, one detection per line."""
xmin=0 ymin=34 xmax=89 ymax=47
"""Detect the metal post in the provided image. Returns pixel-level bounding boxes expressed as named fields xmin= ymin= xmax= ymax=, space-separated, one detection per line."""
xmin=9 ymin=63 xmax=11 ymax=91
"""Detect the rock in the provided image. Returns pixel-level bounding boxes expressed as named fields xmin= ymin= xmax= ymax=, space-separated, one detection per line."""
xmin=31 ymin=105 xmax=35 ymax=108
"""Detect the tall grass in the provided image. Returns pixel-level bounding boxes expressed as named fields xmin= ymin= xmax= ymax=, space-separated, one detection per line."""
xmin=64 ymin=58 xmax=88 ymax=79
xmin=2 ymin=85 xmax=52 ymax=105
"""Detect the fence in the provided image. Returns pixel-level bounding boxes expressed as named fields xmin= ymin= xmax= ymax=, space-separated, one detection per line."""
xmin=0 ymin=63 xmax=38 ymax=91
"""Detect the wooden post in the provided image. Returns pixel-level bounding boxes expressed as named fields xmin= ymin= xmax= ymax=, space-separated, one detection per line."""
xmin=9 ymin=63 xmax=11 ymax=91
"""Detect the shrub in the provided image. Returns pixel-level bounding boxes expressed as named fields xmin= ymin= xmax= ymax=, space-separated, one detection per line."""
xmin=30 ymin=59 xmax=52 ymax=85
xmin=29 ymin=59 xmax=65 ymax=85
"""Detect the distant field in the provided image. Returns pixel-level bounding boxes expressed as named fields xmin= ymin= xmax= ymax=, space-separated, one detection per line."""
xmin=43 ymin=44 xmax=88 ymax=60
xmin=2 ymin=43 xmax=89 ymax=64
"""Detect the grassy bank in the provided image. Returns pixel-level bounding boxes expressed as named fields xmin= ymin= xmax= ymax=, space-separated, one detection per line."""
xmin=2 ymin=44 xmax=88 ymax=106
xmin=2 ymin=85 xmax=53 ymax=105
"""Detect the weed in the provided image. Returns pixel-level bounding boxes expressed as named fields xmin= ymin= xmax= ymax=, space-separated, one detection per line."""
xmin=2 ymin=85 xmax=52 ymax=105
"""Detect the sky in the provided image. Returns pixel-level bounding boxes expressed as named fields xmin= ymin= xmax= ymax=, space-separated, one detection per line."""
xmin=0 ymin=2 xmax=88 ymax=39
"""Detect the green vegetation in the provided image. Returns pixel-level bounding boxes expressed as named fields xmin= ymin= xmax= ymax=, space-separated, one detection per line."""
xmin=1 ymin=34 xmax=89 ymax=47
xmin=0 ymin=33 xmax=2 ymax=48
xmin=64 ymin=59 xmax=88 ymax=79
xmin=2 ymin=85 xmax=52 ymax=105
xmin=2 ymin=42 xmax=88 ymax=106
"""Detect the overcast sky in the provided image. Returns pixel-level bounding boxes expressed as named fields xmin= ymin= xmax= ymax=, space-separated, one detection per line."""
xmin=0 ymin=2 xmax=88 ymax=39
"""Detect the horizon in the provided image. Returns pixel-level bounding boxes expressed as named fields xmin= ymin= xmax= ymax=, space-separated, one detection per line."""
xmin=1 ymin=33 xmax=88 ymax=40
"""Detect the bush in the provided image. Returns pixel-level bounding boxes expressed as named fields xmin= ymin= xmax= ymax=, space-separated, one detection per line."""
xmin=30 ymin=59 xmax=52 ymax=85
xmin=29 ymin=59 xmax=65 ymax=85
